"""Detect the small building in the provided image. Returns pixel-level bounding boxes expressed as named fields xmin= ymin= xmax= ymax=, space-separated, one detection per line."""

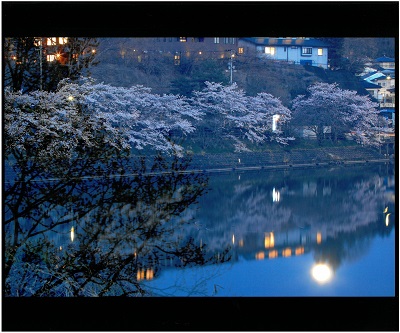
xmin=238 ymin=37 xmax=329 ymax=69
xmin=374 ymin=56 xmax=395 ymax=70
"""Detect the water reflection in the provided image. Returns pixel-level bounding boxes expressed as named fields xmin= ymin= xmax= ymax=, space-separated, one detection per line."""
xmin=4 ymin=150 xmax=395 ymax=296
xmin=4 ymin=152 xmax=233 ymax=297
xmin=160 ymin=163 xmax=395 ymax=295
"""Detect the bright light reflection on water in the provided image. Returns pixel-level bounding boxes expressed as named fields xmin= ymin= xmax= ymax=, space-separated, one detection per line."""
xmin=311 ymin=263 xmax=333 ymax=284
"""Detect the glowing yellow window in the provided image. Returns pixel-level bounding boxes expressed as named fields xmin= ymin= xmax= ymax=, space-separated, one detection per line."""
xmin=59 ymin=37 xmax=68 ymax=44
xmin=47 ymin=37 xmax=57 ymax=46
xmin=265 ymin=47 xmax=275 ymax=55
xmin=318 ymin=48 xmax=323 ymax=56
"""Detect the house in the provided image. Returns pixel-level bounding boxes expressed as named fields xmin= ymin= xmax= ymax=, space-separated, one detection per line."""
xmin=238 ymin=37 xmax=329 ymax=69
xmin=33 ymin=37 xmax=97 ymax=65
xmin=361 ymin=66 xmax=396 ymax=127
xmin=374 ymin=56 xmax=395 ymax=70
xmin=360 ymin=80 xmax=382 ymax=101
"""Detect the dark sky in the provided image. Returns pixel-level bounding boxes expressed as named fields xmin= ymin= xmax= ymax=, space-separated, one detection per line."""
xmin=3 ymin=1 xmax=399 ymax=38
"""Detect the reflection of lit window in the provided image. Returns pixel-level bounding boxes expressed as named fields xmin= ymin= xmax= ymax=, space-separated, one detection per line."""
xmin=239 ymin=239 xmax=244 ymax=247
xmin=385 ymin=213 xmax=391 ymax=226
xmin=316 ymin=232 xmax=322 ymax=244
xmin=265 ymin=47 xmax=275 ymax=55
xmin=174 ymin=55 xmax=180 ymax=65
xmin=282 ymin=248 xmax=291 ymax=257
xmin=295 ymin=247 xmax=304 ymax=255
xmin=146 ymin=269 xmax=154 ymax=280
xmin=264 ymin=232 xmax=275 ymax=248
xmin=255 ymin=251 xmax=265 ymax=260
xmin=70 ymin=226 xmax=75 ymax=242
xmin=137 ymin=269 xmax=145 ymax=281
xmin=272 ymin=187 xmax=280 ymax=202
xmin=47 ymin=37 xmax=57 ymax=46
xmin=232 ymin=234 xmax=235 ymax=245
xmin=238 ymin=47 xmax=244 ymax=54
xmin=269 ymin=250 xmax=278 ymax=259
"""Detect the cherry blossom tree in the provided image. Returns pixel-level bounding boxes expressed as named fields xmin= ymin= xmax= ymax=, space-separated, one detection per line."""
xmin=4 ymin=78 xmax=203 ymax=163
xmin=291 ymin=82 xmax=388 ymax=146
xmin=190 ymin=82 xmax=293 ymax=151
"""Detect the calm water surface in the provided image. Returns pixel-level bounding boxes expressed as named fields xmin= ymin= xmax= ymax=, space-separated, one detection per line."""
xmin=4 ymin=159 xmax=395 ymax=297
xmin=146 ymin=164 xmax=396 ymax=296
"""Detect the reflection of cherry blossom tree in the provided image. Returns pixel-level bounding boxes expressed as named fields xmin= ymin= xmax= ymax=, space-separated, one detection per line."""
xmin=5 ymin=154 xmax=232 ymax=297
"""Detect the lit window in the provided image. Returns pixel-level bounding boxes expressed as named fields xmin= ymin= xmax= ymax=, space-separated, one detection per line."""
xmin=214 ymin=37 xmax=220 ymax=44
xmin=47 ymin=54 xmax=56 ymax=62
xmin=47 ymin=37 xmax=57 ymax=46
xmin=179 ymin=37 xmax=187 ymax=42
xmin=317 ymin=48 xmax=323 ymax=56
xmin=265 ymin=47 xmax=275 ymax=55
xmin=34 ymin=38 xmax=42 ymax=46
xmin=59 ymin=37 xmax=68 ymax=44
xmin=238 ymin=47 xmax=244 ymax=54
xmin=302 ymin=47 xmax=312 ymax=55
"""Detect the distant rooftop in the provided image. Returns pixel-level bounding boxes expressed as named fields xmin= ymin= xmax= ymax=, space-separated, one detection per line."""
xmin=375 ymin=56 xmax=395 ymax=63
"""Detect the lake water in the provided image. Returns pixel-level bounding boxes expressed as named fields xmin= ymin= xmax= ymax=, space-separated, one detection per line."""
xmin=4 ymin=159 xmax=396 ymax=297
xmin=145 ymin=163 xmax=396 ymax=296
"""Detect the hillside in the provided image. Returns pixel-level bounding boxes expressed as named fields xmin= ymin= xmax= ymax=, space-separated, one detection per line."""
xmin=90 ymin=38 xmax=372 ymax=107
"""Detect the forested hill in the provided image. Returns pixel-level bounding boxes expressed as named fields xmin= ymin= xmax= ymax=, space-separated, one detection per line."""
xmin=90 ymin=39 xmax=372 ymax=107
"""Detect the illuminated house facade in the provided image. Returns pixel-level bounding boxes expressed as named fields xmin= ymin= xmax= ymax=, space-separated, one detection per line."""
xmin=238 ymin=37 xmax=329 ymax=69
xmin=34 ymin=37 xmax=96 ymax=65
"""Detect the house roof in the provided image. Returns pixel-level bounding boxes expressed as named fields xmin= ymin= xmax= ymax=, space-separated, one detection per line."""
xmin=360 ymin=71 xmax=386 ymax=81
xmin=241 ymin=37 xmax=330 ymax=48
xmin=360 ymin=80 xmax=381 ymax=89
xmin=375 ymin=56 xmax=395 ymax=63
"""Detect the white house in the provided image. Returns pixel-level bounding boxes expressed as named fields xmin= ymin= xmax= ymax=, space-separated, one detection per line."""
xmin=238 ymin=37 xmax=329 ymax=69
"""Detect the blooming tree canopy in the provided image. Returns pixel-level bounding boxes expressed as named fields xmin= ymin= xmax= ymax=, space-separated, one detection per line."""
xmin=190 ymin=82 xmax=293 ymax=151
xmin=291 ymin=82 xmax=387 ymax=146
xmin=4 ymin=78 xmax=203 ymax=161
